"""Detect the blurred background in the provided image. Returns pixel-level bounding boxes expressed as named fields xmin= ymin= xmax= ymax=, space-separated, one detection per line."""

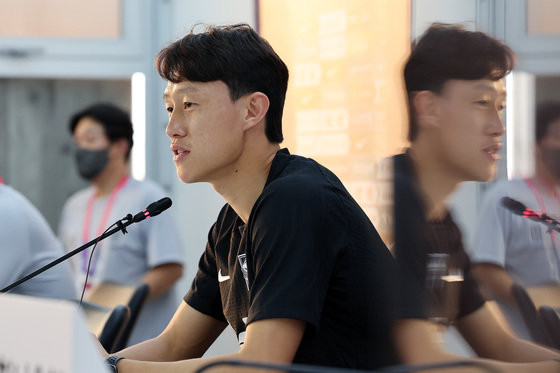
xmin=1 ymin=0 xmax=560 ymax=355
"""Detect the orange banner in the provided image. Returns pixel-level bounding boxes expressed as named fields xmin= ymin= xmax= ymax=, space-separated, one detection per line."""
xmin=260 ymin=0 xmax=410 ymax=246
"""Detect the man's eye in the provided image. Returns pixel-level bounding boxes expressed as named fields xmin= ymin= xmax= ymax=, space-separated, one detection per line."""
xmin=476 ymin=100 xmax=489 ymax=106
xmin=166 ymin=106 xmax=173 ymax=113
xmin=184 ymin=102 xmax=193 ymax=109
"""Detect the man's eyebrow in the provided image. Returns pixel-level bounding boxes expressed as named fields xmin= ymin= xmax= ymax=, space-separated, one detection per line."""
xmin=472 ymin=83 xmax=506 ymax=95
xmin=163 ymin=85 xmax=199 ymax=100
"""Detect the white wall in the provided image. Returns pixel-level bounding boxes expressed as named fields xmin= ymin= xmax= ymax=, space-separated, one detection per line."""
xmin=412 ymin=0 xmax=477 ymax=38
xmin=171 ymin=0 xmax=257 ymax=39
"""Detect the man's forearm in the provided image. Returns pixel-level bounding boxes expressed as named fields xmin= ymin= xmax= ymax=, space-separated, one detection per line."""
xmin=141 ymin=263 xmax=183 ymax=300
xmin=498 ymin=334 xmax=560 ymax=363
xmin=116 ymin=350 xmax=289 ymax=373
xmin=114 ymin=336 xmax=181 ymax=362
xmin=471 ymin=263 xmax=516 ymax=305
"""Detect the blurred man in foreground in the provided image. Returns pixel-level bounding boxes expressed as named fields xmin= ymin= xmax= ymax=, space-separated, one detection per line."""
xmin=392 ymin=23 xmax=560 ymax=372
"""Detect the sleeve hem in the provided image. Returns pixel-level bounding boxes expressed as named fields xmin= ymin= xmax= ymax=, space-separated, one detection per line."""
xmin=469 ymin=257 xmax=505 ymax=268
xmin=247 ymin=308 xmax=319 ymax=331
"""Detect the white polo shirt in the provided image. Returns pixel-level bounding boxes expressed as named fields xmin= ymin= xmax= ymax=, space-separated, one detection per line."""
xmin=469 ymin=178 xmax=560 ymax=286
xmin=58 ymin=177 xmax=185 ymax=345
xmin=0 ymin=184 xmax=76 ymax=300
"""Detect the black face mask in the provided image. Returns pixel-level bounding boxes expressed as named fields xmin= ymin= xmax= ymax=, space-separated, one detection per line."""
xmin=74 ymin=147 xmax=109 ymax=180
xmin=541 ymin=146 xmax=560 ymax=179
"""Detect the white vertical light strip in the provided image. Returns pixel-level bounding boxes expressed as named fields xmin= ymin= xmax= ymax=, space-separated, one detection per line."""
xmin=506 ymin=72 xmax=536 ymax=180
xmin=131 ymin=72 xmax=146 ymax=180
xmin=506 ymin=73 xmax=515 ymax=180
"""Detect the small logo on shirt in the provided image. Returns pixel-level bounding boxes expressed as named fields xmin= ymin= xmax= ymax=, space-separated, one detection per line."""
xmin=238 ymin=253 xmax=249 ymax=290
xmin=218 ymin=269 xmax=230 ymax=282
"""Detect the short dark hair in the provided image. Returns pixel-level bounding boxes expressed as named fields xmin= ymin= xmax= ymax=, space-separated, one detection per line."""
xmin=536 ymin=102 xmax=560 ymax=143
xmin=154 ymin=23 xmax=288 ymax=143
xmin=404 ymin=23 xmax=515 ymax=141
xmin=69 ymin=103 xmax=134 ymax=159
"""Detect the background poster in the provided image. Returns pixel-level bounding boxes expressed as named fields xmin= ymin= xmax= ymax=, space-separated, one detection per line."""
xmin=259 ymin=0 xmax=411 ymax=246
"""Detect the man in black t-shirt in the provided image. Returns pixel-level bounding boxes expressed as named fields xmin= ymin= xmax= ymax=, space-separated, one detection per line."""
xmin=392 ymin=23 xmax=560 ymax=372
xmin=187 ymin=149 xmax=397 ymax=369
xmin=393 ymin=152 xmax=486 ymax=327
xmin=101 ymin=24 xmax=398 ymax=373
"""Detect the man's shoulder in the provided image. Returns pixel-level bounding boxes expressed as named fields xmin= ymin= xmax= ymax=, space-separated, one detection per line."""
xmin=0 ymin=185 xmax=34 ymax=221
xmin=63 ymin=186 xmax=93 ymax=208
xmin=480 ymin=178 xmax=528 ymax=206
xmin=213 ymin=203 xmax=241 ymax=235
xmin=127 ymin=177 xmax=166 ymax=196
xmin=486 ymin=177 xmax=525 ymax=193
xmin=267 ymin=154 xmax=343 ymax=197
xmin=120 ymin=178 xmax=170 ymax=209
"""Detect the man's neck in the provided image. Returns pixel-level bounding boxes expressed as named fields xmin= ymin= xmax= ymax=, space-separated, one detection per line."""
xmin=92 ymin=164 xmax=129 ymax=197
xmin=408 ymin=147 xmax=459 ymax=220
xmin=211 ymin=144 xmax=280 ymax=224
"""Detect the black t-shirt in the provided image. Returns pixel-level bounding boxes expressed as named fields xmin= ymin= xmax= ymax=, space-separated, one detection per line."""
xmin=186 ymin=148 xmax=398 ymax=369
xmin=393 ymin=152 xmax=485 ymax=325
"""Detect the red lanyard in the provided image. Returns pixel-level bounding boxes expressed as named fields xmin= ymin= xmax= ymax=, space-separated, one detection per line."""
xmin=0 ymin=177 xmax=3 ymax=184
xmin=524 ymin=177 xmax=559 ymax=244
xmin=82 ymin=175 xmax=129 ymax=243
xmin=81 ymin=175 xmax=129 ymax=274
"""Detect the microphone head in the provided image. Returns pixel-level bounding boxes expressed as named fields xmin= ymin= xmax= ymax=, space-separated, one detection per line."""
xmin=132 ymin=197 xmax=172 ymax=223
xmin=500 ymin=196 xmax=539 ymax=218
xmin=147 ymin=197 xmax=172 ymax=217
xmin=500 ymin=197 xmax=527 ymax=216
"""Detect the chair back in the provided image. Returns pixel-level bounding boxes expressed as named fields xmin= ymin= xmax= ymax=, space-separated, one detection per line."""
xmin=113 ymin=283 xmax=150 ymax=350
xmin=537 ymin=305 xmax=560 ymax=349
xmin=86 ymin=281 xmax=151 ymax=350
xmin=98 ymin=304 xmax=130 ymax=353
xmin=511 ymin=284 xmax=547 ymax=344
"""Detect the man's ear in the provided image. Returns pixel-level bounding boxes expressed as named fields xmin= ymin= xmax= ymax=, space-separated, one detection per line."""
xmin=243 ymin=92 xmax=270 ymax=131
xmin=110 ymin=138 xmax=130 ymax=160
xmin=412 ymin=90 xmax=440 ymax=130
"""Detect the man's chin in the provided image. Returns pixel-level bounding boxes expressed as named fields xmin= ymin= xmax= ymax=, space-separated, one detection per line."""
xmin=177 ymin=170 xmax=195 ymax=184
xmin=477 ymin=167 xmax=497 ymax=183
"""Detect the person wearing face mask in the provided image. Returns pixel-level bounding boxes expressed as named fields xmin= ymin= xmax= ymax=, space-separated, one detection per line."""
xmin=58 ymin=103 xmax=185 ymax=346
xmin=469 ymin=101 xmax=560 ymax=340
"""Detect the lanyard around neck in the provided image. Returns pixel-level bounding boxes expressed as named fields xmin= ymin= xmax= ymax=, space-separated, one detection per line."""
xmin=81 ymin=175 xmax=129 ymax=273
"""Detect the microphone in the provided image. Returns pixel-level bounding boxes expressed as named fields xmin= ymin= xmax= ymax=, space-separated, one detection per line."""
xmin=500 ymin=197 xmax=539 ymax=218
xmin=500 ymin=196 xmax=560 ymax=233
xmin=1 ymin=197 xmax=173 ymax=294
xmin=132 ymin=197 xmax=172 ymax=222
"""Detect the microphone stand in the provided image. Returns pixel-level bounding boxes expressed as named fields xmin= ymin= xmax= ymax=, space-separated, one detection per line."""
xmin=530 ymin=213 xmax=560 ymax=234
xmin=0 ymin=214 xmax=133 ymax=294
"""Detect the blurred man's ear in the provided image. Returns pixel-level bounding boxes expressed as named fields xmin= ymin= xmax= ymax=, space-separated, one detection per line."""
xmin=412 ymin=90 xmax=440 ymax=132
xmin=110 ymin=138 xmax=130 ymax=160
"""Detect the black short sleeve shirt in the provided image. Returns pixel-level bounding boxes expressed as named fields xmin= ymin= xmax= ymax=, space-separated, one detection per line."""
xmin=393 ymin=152 xmax=485 ymax=325
xmin=186 ymin=149 xmax=398 ymax=369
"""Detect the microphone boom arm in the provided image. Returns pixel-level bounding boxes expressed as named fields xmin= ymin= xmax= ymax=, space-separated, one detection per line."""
xmin=0 ymin=214 xmax=134 ymax=294
xmin=536 ymin=213 xmax=560 ymax=233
